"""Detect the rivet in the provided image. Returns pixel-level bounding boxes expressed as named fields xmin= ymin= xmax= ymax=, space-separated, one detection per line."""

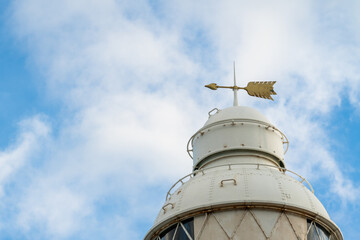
xmin=259 ymin=146 xmax=262 ymax=148
xmin=241 ymin=123 xmax=244 ymax=125
xmin=224 ymin=145 xmax=227 ymax=148
xmin=241 ymin=144 xmax=245 ymax=146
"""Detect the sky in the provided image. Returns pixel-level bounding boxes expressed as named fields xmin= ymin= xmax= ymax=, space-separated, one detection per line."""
xmin=0 ymin=0 xmax=359 ymax=239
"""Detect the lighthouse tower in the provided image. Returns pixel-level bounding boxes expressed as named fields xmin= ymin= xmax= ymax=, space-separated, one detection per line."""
xmin=144 ymin=79 xmax=342 ymax=240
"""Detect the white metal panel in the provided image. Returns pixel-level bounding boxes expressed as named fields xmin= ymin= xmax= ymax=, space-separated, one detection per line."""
xmin=154 ymin=165 xmax=330 ymax=226
xmin=192 ymin=120 xmax=284 ymax=168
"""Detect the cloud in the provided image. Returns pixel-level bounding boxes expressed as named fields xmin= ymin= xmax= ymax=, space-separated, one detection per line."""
xmin=0 ymin=115 xmax=50 ymax=198
xmin=5 ymin=0 xmax=360 ymax=239
xmin=17 ymin=184 xmax=90 ymax=237
xmin=10 ymin=96 xmax=202 ymax=237
xmin=6 ymin=1 xmax=205 ymax=237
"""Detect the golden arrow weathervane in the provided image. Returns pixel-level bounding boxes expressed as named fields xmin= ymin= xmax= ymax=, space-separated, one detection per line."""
xmin=205 ymin=63 xmax=277 ymax=105
xmin=205 ymin=81 xmax=277 ymax=100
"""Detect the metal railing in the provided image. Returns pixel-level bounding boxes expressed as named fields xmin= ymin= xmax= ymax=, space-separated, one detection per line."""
xmin=165 ymin=163 xmax=313 ymax=201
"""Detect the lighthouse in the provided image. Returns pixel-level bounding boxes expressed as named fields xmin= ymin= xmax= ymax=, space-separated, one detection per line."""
xmin=144 ymin=77 xmax=342 ymax=240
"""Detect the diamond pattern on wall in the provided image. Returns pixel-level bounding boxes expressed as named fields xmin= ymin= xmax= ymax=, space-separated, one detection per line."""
xmin=270 ymin=213 xmax=299 ymax=240
xmin=232 ymin=211 xmax=266 ymax=240
xmin=154 ymin=209 xmax=334 ymax=240
xmin=198 ymin=213 xmax=230 ymax=239
xmin=251 ymin=209 xmax=281 ymax=238
xmin=212 ymin=210 xmax=246 ymax=238
xmin=286 ymin=213 xmax=307 ymax=239
xmin=194 ymin=209 xmax=306 ymax=240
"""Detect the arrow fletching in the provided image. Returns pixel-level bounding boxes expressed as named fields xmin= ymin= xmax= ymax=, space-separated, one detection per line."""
xmin=244 ymin=81 xmax=277 ymax=100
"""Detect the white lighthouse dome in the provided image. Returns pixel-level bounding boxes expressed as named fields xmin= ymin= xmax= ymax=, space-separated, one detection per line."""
xmin=145 ymin=105 xmax=342 ymax=240
xmin=204 ymin=106 xmax=271 ymax=126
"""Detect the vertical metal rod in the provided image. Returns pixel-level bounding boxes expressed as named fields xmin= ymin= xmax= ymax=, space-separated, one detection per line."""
xmin=172 ymin=223 xmax=179 ymax=240
xmin=195 ymin=213 xmax=209 ymax=240
xmin=233 ymin=61 xmax=239 ymax=106
xmin=180 ymin=222 xmax=193 ymax=240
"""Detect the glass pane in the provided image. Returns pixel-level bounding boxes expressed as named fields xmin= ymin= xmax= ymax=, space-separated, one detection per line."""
xmin=159 ymin=218 xmax=194 ymax=240
xmin=160 ymin=223 xmax=177 ymax=240
xmin=172 ymin=218 xmax=194 ymax=240
xmin=181 ymin=218 xmax=194 ymax=238
xmin=174 ymin=225 xmax=189 ymax=240
xmin=307 ymin=223 xmax=320 ymax=240
xmin=315 ymin=223 xmax=330 ymax=240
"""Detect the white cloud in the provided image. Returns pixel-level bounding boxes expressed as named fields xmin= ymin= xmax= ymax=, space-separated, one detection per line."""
xmin=17 ymin=183 xmax=90 ymax=237
xmin=8 ymin=1 xmax=204 ymax=236
xmin=0 ymin=116 xmax=50 ymax=197
xmin=5 ymin=0 xmax=360 ymax=238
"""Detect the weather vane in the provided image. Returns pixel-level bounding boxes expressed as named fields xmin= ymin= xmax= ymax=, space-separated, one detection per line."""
xmin=205 ymin=63 xmax=277 ymax=106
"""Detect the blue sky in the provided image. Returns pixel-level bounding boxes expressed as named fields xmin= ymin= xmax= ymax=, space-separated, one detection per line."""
xmin=0 ymin=0 xmax=360 ymax=239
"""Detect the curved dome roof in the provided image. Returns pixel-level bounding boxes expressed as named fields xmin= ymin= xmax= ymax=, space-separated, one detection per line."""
xmin=205 ymin=106 xmax=272 ymax=126
xmin=154 ymin=165 xmax=330 ymax=225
